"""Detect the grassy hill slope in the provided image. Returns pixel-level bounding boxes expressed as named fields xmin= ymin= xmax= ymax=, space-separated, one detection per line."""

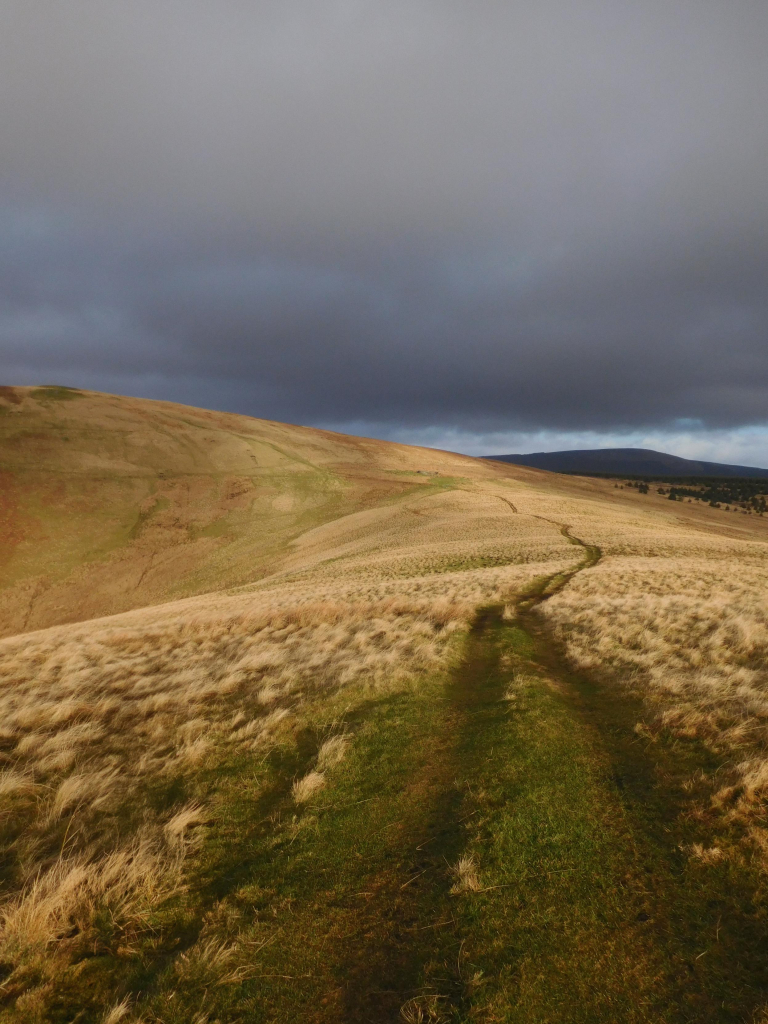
xmin=3 ymin=390 xmax=768 ymax=1021
xmin=0 ymin=385 xmax=509 ymax=637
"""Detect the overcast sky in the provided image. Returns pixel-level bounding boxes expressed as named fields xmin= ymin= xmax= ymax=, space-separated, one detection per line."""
xmin=2 ymin=1 xmax=767 ymax=463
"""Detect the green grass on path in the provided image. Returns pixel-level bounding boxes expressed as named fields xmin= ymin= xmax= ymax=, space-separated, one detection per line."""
xmin=11 ymin=604 xmax=768 ymax=1022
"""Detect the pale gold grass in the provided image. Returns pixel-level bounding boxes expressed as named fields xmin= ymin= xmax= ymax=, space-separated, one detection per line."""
xmin=0 ymin=833 xmax=179 ymax=954
xmin=0 ymin=480 xmax=577 ymax=980
xmin=317 ymin=734 xmax=350 ymax=769
xmin=450 ymin=854 xmax=481 ymax=894
xmin=2 ymin=413 xmax=768 ymax=1000
xmin=292 ymin=771 xmax=326 ymax=804
xmin=541 ymin=520 xmax=768 ymax=821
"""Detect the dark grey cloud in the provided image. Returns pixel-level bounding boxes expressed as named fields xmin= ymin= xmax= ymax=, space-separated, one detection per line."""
xmin=2 ymin=0 xmax=768 ymax=444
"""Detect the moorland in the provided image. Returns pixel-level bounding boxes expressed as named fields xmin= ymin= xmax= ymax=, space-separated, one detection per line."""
xmin=1 ymin=385 xmax=768 ymax=1022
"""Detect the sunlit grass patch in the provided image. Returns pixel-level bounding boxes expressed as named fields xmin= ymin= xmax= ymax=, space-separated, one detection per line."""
xmin=292 ymin=770 xmax=326 ymax=803
xmin=450 ymin=854 xmax=481 ymax=894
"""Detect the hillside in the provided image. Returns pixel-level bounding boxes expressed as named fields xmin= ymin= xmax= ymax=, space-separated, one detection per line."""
xmin=3 ymin=391 xmax=768 ymax=1021
xmin=485 ymin=446 xmax=768 ymax=478
xmin=0 ymin=385 xmax=509 ymax=637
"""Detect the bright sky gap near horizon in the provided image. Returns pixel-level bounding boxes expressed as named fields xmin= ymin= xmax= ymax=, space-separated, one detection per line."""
xmin=2 ymin=2 xmax=767 ymax=466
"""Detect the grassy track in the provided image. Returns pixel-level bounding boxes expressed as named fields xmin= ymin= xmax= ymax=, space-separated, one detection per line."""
xmin=10 ymin=533 xmax=768 ymax=1022
xmin=255 ymin=529 xmax=768 ymax=1022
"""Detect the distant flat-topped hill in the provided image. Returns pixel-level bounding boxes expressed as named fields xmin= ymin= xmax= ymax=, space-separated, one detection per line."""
xmin=484 ymin=447 xmax=768 ymax=478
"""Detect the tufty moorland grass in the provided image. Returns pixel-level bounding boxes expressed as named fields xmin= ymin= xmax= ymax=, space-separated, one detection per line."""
xmin=1 ymin=387 xmax=768 ymax=1020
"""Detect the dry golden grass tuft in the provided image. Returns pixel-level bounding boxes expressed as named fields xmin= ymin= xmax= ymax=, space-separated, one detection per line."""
xmin=400 ymin=995 xmax=450 ymax=1023
xmin=292 ymin=770 xmax=326 ymax=804
xmin=688 ymin=843 xmax=725 ymax=864
xmin=450 ymin=854 xmax=481 ymax=894
xmin=317 ymin=734 xmax=350 ymax=769
xmin=101 ymin=998 xmax=132 ymax=1024
xmin=0 ymin=832 xmax=180 ymax=955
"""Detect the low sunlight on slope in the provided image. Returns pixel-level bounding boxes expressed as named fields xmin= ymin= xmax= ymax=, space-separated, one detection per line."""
xmin=3 ymin=388 xmax=768 ymax=1020
xmin=0 ymin=385 xmax=509 ymax=637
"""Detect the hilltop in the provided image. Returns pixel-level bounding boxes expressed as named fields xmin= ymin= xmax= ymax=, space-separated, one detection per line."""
xmin=485 ymin=446 xmax=768 ymax=478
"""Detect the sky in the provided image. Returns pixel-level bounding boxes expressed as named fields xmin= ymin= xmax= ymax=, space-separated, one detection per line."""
xmin=2 ymin=1 xmax=768 ymax=465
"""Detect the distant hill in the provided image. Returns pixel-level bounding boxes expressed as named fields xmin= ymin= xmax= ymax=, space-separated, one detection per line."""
xmin=483 ymin=447 xmax=768 ymax=479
